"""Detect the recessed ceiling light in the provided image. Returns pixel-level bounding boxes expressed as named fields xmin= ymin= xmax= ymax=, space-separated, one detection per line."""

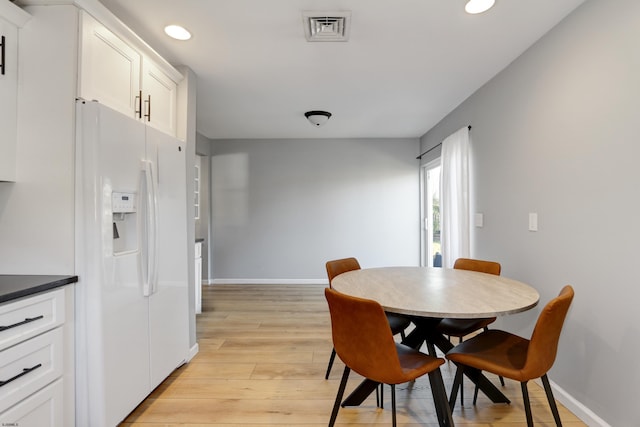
xmin=465 ymin=0 xmax=495 ymax=14
xmin=164 ymin=25 xmax=191 ymax=41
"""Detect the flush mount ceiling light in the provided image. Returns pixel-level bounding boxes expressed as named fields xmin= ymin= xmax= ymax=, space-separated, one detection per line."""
xmin=305 ymin=111 xmax=332 ymax=127
xmin=164 ymin=25 xmax=191 ymax=41
xmin=465 ymin=0 xmax=496 ymax=14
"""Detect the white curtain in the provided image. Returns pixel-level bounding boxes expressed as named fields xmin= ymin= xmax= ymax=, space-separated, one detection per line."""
xmin=440 ymin=127 xmax=470 ymax=268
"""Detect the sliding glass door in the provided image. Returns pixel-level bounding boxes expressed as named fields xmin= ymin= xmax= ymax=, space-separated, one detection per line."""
xmin=420 ymin=160 xmax=441 ymax=267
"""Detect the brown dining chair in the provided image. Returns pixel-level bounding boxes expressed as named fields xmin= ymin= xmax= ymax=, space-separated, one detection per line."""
xmin=446 ymin=285 xmax=574 ymax=426
xmin=324 ymin=257 xmax=412 ymax=380
xmin=435 ymin=257 xmax=503 ymax=405
xmin=324 ymin=287 xmax=453 ymax=427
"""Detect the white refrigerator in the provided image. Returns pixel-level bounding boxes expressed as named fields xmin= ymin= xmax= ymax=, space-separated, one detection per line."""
xmin=74 ymin=101 xmax=189 ymax=426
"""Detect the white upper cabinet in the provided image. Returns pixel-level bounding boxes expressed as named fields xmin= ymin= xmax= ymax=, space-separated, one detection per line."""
xmin=142 ymin=59 xmax=177 ymax=136
xmin=0 ymin=16 xmax=19 ymax=181
xmin=79 ymin=11 xmax=141 ymax=118
xmin=0 ymin=3 xmax=30 ymax=182
xmin=78 ymin=10 xmax=179 ymax=136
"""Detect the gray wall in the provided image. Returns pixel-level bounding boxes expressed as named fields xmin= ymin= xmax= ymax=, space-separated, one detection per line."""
xmin=196 ymin=154 xmax=211 ymax=280
xmin=420 ymin=0 xmax=638 ymax=425
xmin=210 ymin=138 xmax=420 ymax=281
xmin=196 ymin=133 xmax=212 ymax=281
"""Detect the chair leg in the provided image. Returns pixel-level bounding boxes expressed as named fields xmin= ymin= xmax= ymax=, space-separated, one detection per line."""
xmin=325 ymin=348 xmax=337 ymax=379
xmin=329 ymin=366 xmax=350 ymax=427
xmin=541 ymin=374 xmax=563 ymax=426
xmin=391 ymin=384 xmax=397 ymax=427
xmin=449 ymin=366 xmax=464 ymax=411
xmin=520 ymin=381 xmax=534 ymax=427
xmin=376 ymin=384 xmax=384 ymax=409
xmin=472 ymin=376 xmax=504 ymax=405
xmin=429 ymin=367 xmax=455 ymax=427
xmin=458 ymin=337 xmax=464 ymax=406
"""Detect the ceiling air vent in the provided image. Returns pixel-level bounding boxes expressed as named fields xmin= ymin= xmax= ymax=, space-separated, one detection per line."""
xmin=302 ymin=11 xmax=351 ymax=42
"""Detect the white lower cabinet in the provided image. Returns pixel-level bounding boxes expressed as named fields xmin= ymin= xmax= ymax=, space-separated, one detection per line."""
xmin=1 ymin=378 xmax=64 ymax=426
xmin=0 ymin=287 xmax=73 ymax=427
xmin=0 ymin=328 xmax=63 ymax=413
xmin=0 ymin=288 xmax=65 ymax=350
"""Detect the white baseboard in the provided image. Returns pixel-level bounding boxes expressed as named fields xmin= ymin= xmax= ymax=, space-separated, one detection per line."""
xmin=187 ymin=342 xmax=199 ymax=362
xmin=534 ymin=378 xmax=610 ymax=426
xmin=209 ymin=278 xmax=328 ymax=285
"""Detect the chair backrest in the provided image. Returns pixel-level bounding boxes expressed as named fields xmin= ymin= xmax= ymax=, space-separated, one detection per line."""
xmin=326 ymin=257 xmax=361 ymax=286
xmin=453 ymin=258 xmax=501 ymax=276
xmin=324 ymin=287 xmax=404 ymax=384
xmin=524 ymin=285 xmax=575 ymax=379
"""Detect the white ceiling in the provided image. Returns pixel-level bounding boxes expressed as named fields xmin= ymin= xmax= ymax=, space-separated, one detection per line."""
xmin=98 ymin=0 xmax=586 ymax=140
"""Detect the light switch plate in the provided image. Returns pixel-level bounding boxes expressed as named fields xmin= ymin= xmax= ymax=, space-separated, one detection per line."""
xmin=528 ymin=213 xmax=538 ymax=232
xmin=475 ymin=213 xmax=484 ymax=228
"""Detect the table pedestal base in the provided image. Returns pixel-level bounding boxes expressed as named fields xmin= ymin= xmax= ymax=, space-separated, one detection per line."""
xmin=406 ymin=317 xmax=511 ymax=406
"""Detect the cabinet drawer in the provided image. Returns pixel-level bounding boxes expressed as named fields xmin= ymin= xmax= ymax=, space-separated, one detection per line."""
xmin=195 ymin=242 xmax=202 ymax=258
xmin=0 ymin=288 xmax=65 ymax=351
xmin=0 ymin=378 xmax=63 ymax=427
xmin=0 ymin=327 xmax=63 ymax=413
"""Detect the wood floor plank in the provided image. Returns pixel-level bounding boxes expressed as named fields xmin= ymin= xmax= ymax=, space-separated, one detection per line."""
xmin=168 ymin=362 xmax=257 ymax=379
xmin=120 ymin=283 xmax=587 ymax=426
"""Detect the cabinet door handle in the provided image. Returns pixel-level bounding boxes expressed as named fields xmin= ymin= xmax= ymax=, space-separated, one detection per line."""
xmin=144 ymin=94 xmax=151 ymax=121
xmin=0 ymin=364 xmax=42 ymax=387
xmin=0 ymin=315 xmax=44 ymax=332
xmin=1 ymin=35 xmax=5 ymax=76
xmin=135 ymin=90 xmax=142 ymax=119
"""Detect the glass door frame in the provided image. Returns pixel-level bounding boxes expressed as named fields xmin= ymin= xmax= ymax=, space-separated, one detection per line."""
xmin=419 ymin=159 xmax=441 ymax=267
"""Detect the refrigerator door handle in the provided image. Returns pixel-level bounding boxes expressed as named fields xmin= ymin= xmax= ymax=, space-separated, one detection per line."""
xmin=149 ymin=159 xmax=159 ymax=294
xmin=142 ymin=160 xmax=159 ymax=296
xmin=141 ymin=161 xmax=151 ymax=296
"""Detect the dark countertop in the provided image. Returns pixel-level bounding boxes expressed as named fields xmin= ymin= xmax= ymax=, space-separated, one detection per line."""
xmin=0 ymin=275 xmax=78 ymax=304
xmin=196 ymin=238 xmax=204 ymax=243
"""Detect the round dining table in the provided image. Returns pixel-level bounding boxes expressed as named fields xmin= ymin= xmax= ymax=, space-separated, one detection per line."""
xmin=331 ymin=266 xmax=539 ymax=318
xmin=331 ymin=266 xmax=540 ymax=426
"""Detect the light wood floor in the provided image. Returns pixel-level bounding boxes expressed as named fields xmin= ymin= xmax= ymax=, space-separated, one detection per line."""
xmin=121 ymin=283 xmax=586 ymax=426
